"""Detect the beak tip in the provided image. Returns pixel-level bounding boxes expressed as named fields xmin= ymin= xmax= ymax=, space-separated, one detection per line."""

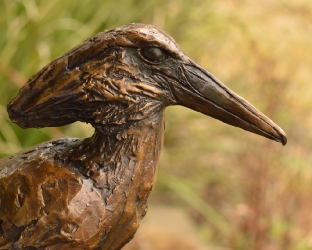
xmin=276 ymin=128 xmax=287 ymax=146
xmin=281 ymin=134 xmax=287 ymax=146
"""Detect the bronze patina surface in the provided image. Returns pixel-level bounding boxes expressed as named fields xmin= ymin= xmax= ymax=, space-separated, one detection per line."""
xmin=0 ymin=23 xmax=287 ymax=249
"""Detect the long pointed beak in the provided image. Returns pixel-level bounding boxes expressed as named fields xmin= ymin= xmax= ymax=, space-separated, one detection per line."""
xmin=172 ymin=60 xmax=287 ymax=145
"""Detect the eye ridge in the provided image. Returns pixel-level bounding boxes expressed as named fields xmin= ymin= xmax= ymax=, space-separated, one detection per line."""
xmin=140 ymin=46 xmax=167 ymax=63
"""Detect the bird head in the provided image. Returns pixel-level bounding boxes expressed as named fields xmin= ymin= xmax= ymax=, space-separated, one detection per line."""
xmin=8 ymin=23 xmax=286 ymax=145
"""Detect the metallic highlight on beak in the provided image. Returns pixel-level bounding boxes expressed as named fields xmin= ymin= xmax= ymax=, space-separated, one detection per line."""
xmin=173 ymin=60 xmax=287 ymax=145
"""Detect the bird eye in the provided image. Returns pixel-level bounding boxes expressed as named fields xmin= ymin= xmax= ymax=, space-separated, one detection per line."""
xmin=140 ymin=46 xmax=167 ymax=63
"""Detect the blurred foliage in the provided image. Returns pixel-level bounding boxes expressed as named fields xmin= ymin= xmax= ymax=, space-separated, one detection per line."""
xmin=1 ymin=0 xmax=311 ymax=249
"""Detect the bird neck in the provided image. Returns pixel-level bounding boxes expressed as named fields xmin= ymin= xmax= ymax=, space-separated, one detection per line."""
xmin=65 ymin=110 xmax=165 ymax=197
xmin=68 ymin=110 xmax=165 ymax=248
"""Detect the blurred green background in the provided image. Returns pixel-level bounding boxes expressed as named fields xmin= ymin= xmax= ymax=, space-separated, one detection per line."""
xmin=1 ymin=0 xmax=311 ymax=249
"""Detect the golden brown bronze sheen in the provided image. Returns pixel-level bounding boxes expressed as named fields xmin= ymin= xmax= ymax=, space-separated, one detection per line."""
xmin=0 ymin=23 xmax=287 ymax=249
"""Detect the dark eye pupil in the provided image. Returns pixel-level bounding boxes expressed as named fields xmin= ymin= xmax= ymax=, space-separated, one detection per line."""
xmin=141 ymin=47 xmax=167 ymax=62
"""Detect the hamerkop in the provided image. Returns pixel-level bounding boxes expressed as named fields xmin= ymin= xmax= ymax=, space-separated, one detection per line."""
xmin=0 ymin=23 xmax=287 ymax=249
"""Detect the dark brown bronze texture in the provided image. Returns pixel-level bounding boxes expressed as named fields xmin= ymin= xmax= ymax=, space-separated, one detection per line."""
xmin=0 ymin=23 xmax=287 ymax=249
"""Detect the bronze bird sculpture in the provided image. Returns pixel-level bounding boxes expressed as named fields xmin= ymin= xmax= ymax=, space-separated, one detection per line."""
xmin=0 ymin=23 xmax=287 ymax=249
